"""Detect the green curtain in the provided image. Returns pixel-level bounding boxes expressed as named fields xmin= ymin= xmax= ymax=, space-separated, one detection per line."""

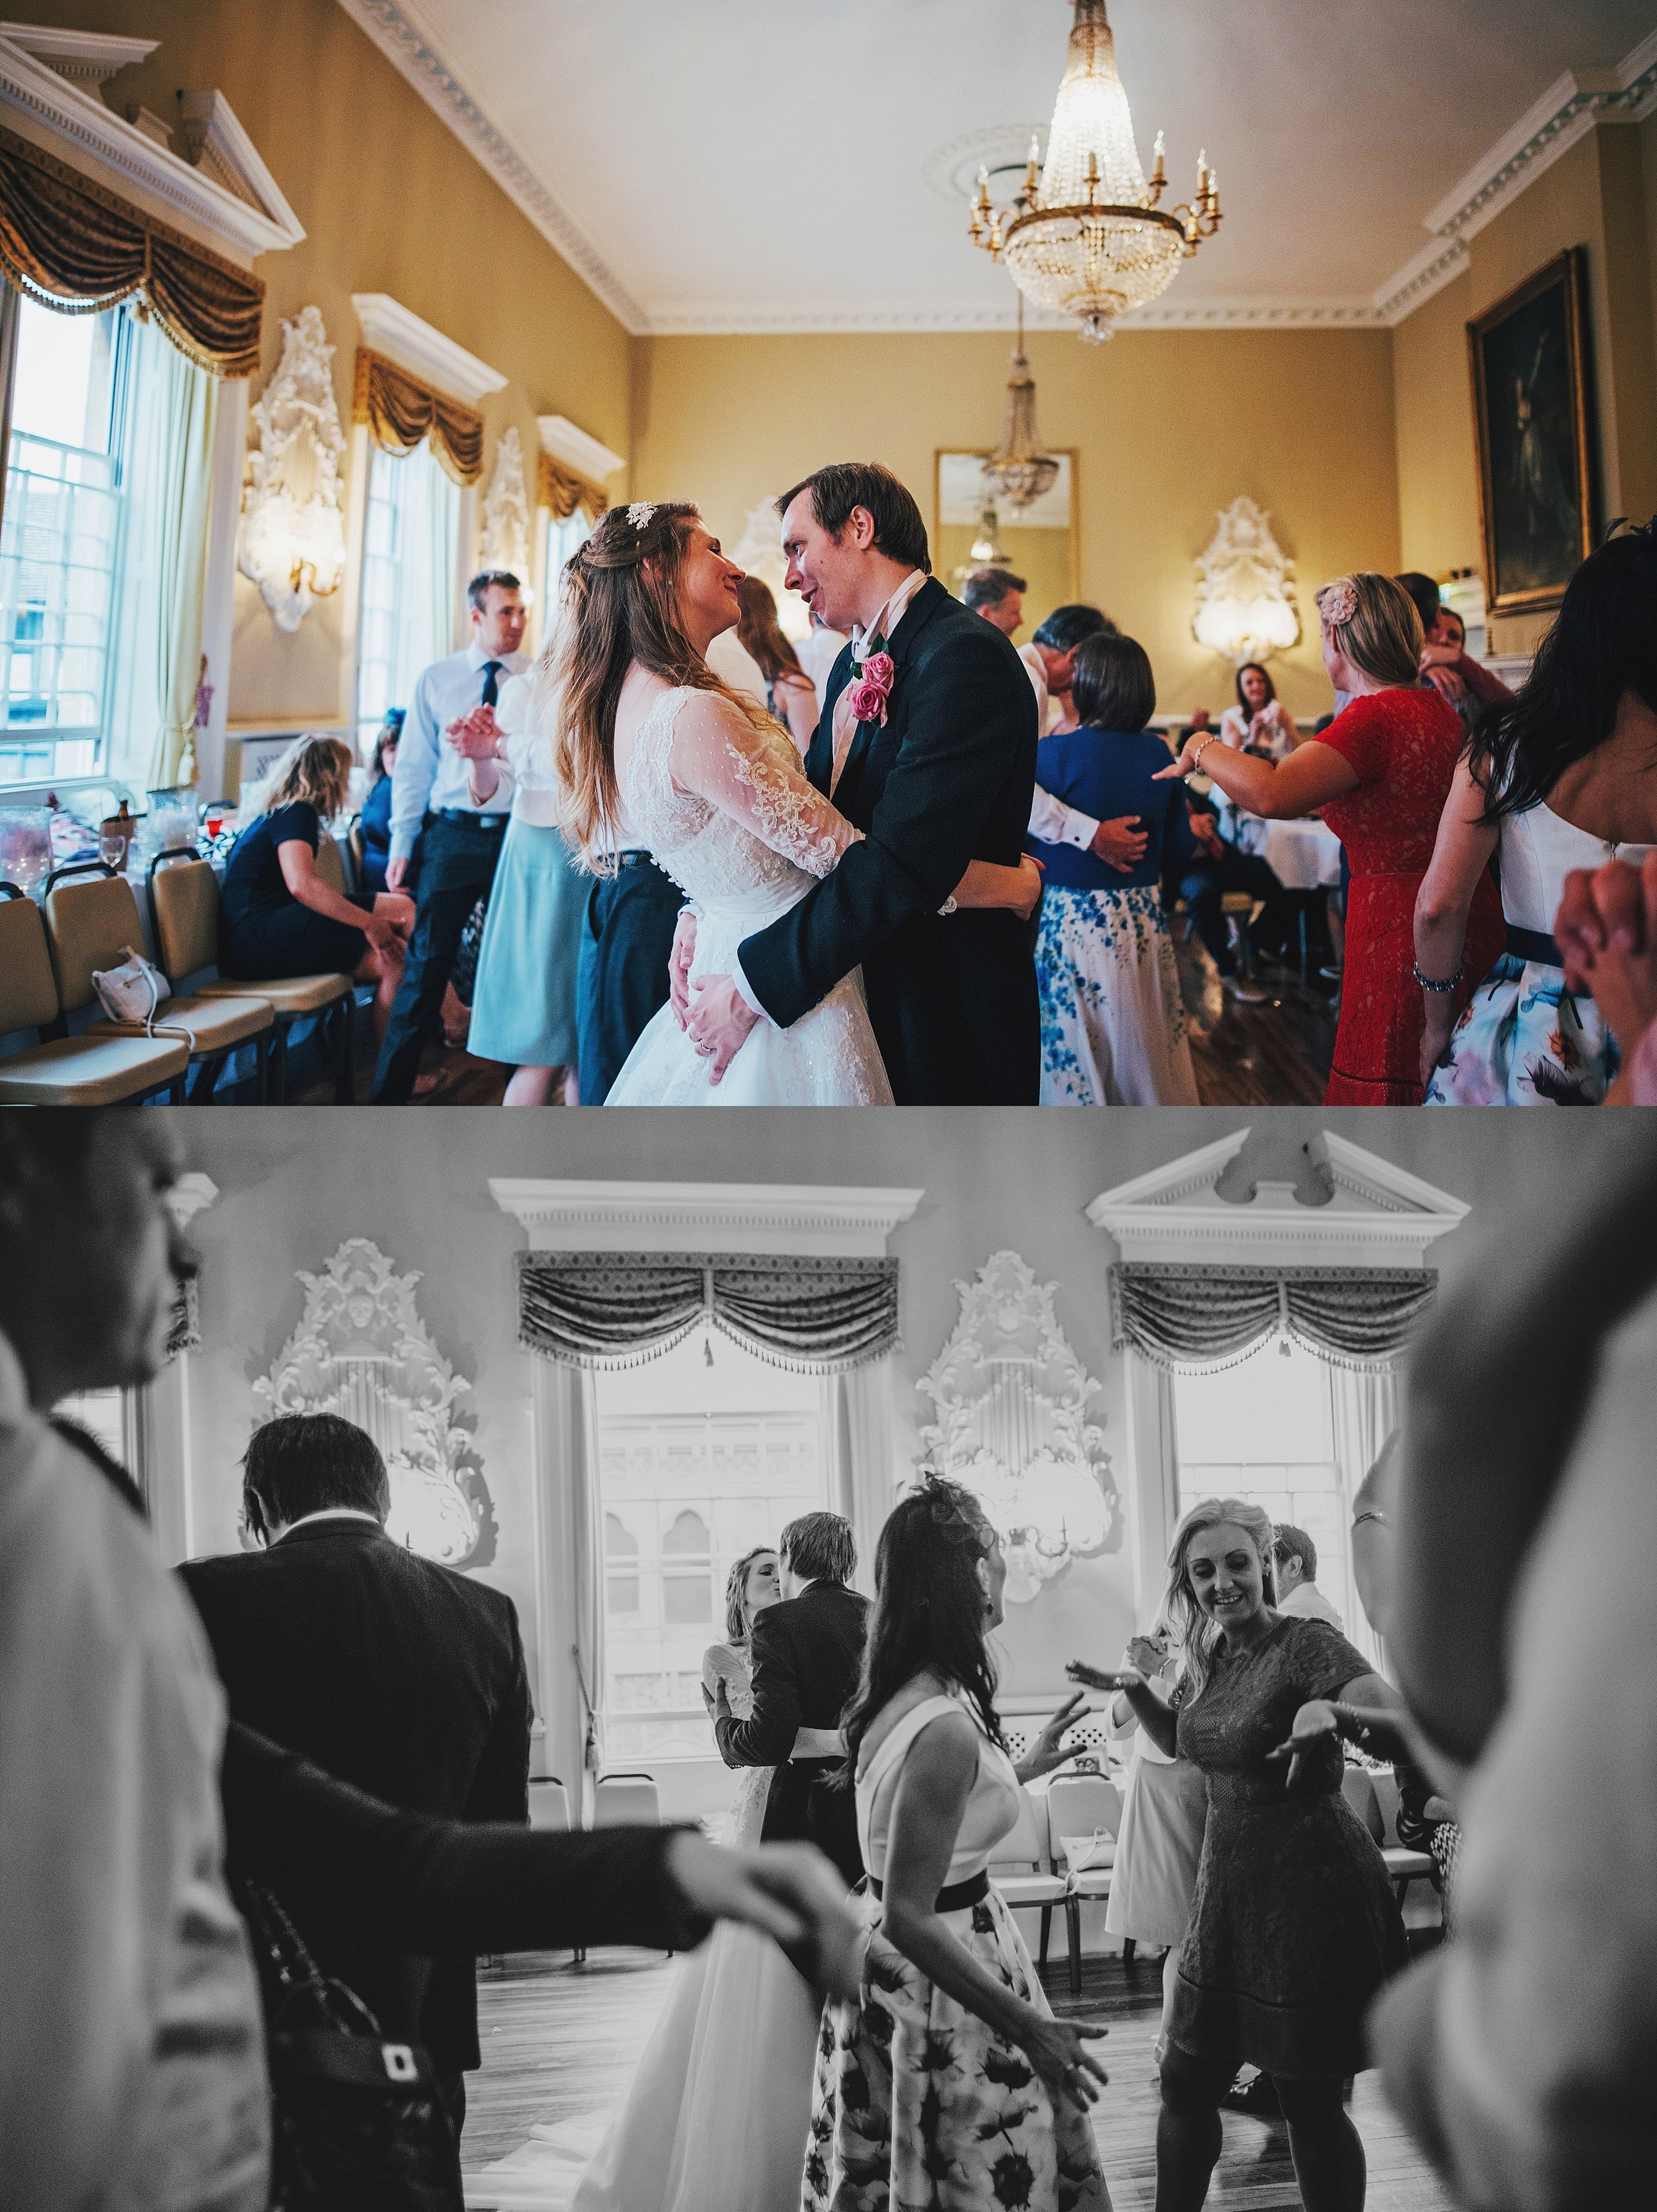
xmin=146 ymin=327 xmax=219 ymax=787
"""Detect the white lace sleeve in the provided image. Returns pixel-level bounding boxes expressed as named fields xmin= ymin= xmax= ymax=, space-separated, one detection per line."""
xmin=669 ymin=690 xmax=861 ymax=879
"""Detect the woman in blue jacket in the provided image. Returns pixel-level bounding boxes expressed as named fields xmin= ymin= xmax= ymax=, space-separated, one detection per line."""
xmin=1028 ymin=632 xmax=1200 ymax=1103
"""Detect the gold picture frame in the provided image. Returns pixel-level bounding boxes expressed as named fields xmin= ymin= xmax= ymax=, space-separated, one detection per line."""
xmin=933 ymin=448 xmax=1082 ymax=622
xmin=1467 ymin=246 xmax=1595 ymax=617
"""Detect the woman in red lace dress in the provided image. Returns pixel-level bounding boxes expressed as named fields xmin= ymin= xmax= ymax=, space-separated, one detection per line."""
xmin=1159 ymin=572 xmax=1502 ymax=1102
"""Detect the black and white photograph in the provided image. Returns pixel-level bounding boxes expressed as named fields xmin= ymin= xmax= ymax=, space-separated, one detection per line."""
xmin=1 ymin=3 xmax=1656 ymax=2210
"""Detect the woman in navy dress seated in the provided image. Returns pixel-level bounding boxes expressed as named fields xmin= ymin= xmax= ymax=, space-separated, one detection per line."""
xmin=1028 ymin=631 xmax=1200 ymax=1103
xmin=356 ymin=709 xmax=403 ymax=895
xmin=219 ymin=736 xmax=414 ymax=1040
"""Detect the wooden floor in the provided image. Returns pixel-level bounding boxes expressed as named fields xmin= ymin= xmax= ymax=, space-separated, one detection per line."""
xmin=1174 ymin=930 xmax=1340 ymax=1109
xmin=467 ymin=1944 xmax=1454 ymax=2210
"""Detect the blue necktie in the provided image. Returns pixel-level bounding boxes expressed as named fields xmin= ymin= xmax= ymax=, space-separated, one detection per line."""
xmin=481 ymin=660 xmax=502 ymax=708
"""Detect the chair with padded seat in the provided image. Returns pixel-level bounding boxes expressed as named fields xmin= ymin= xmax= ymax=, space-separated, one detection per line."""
xmin=0 ymin=885 xmax=189 ymax=1105
xmin=147 ymin=848 xmax=355 ymax=1104
xmin=1046 ymin=1774 xmax=1124 ymax=1994
xmin=40 ymin=864 xmax=272 ymax=1105
xmin=990 ymin=1786 xmax=1069 ymax=1973
xmin=592 ymin=1772 xmax=661 ymax=1828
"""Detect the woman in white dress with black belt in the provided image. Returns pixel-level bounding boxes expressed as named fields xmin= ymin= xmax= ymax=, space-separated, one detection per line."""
xmin=466 ymin=1547 xmax=842 ymax=2211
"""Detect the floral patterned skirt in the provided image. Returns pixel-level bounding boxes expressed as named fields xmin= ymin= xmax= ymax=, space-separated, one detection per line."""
xmin=803 ymin=1885 xmax=1110 ymax=2212
xmin=1035 ymin=886 xmax=1198 ymax=1107
xmin=1424 ymin=952 xmax=1619 ymax=1105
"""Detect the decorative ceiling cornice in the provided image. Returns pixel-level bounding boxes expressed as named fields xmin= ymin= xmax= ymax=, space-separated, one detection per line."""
xmin=332 ymin=0 xmax=648 ymax=335
xmin=489 ymin=1178 xmax=923 ymax=1258
xmin=648 ymin=296 xmax=1387 ymax=337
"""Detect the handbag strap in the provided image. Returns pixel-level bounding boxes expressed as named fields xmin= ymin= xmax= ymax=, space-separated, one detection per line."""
xmin=236 ymin=1878 xmax=383 ymax=2039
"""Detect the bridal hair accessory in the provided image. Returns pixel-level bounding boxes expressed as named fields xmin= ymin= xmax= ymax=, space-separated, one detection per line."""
xmin=1318 ymin=578 xmax=1359 ymax=629
xmin=627 ymin=502 xmax=658 ymax=532
xmin=848 ymin=646 xmax=896 ymax=726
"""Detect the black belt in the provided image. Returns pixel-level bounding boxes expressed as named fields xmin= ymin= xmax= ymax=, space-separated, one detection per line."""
xmin=612 ymin=848 xmax=656 ymax=869
xmin=1505 ymin=922 xmax=1591 ymax=996
xmin=866 ymin=1869 xmax=990 ymax=1912
xmin=429 ymin=807 xmax=509 ymax=830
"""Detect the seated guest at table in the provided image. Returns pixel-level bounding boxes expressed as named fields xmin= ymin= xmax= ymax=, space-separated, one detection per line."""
xmin=1271 ymin=1525 xmax=1345 ymax=1630
xmin=1178 ymin=705 xmax=1215 ymax=745
xmin=1219 ymin=663 xmax=1298 ymax=761
xmin=1159 ymin=572 xmax=1503 ymax=1105
xmin=1029 ymin=631 xmax=1200 ymax=1103
xmin=1171 ymin=791 xmax=1291 ymax=1001
xmin=1556 ymin=848 xmax=1657 ymax=1103
xmin=219 ymin=736 xmax=414 ymax=1040
xmin=736 ymin=575 xmax=818 ymax=752
xmin=1418 ymin=604 xmax=1512 ymax=730
xmin=1417 ymin=521 xmax=1657 ymax=1105
xmin=357 ymin=710 xmax=403 ymax=895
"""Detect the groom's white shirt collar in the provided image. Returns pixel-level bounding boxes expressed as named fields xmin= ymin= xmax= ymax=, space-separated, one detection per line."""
xmin=833 ymin=567 xmax=927 ymax=796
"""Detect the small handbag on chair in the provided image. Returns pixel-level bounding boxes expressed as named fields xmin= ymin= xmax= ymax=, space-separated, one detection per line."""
xmin=237 ymin=1881 xmax=461 ymax=2212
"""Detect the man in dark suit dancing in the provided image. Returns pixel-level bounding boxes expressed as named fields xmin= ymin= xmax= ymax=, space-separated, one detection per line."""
xmin=676 ymin=461 xmax=1041 ymax=1104
xmin=712 ymin=1510 xmax=868 ymax=1887
xmin=179 ymin=1411 xmax=531 ymax=2151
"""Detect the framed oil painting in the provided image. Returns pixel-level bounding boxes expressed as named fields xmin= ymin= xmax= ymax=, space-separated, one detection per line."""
xmin=1467 ymin=247 xmax=1594 ymax=616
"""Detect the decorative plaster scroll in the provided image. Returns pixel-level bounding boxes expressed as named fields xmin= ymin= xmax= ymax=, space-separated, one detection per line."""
xmin=916 ymin=1250 xmax=1117 ymax=1604
xmin=253 ymin=1238 xmax=496 ymax=1569
xmin=237 ymin=307 xmax=347 ymax=633
xmin=730 ymin=494 xmax=808 ymax=640
xmin=1191 ymin=497 xmax=1300 ymax=667
xmin=481 ymin=423 xmax=532 ymax=589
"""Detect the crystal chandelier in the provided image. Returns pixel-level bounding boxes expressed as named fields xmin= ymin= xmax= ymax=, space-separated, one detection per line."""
xmin=968 ymin=0 xmax=1221 ymax=345
xmin=982 ymin=290 xmax=1060 ymax=511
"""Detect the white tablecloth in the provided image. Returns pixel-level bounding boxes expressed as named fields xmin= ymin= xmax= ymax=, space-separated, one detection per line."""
xmin=1235 ymin=815 xmax=1343 ymax=890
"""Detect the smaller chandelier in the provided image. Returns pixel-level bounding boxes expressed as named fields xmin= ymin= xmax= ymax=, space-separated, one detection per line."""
xmin=982 ymin=292 xmax=1060 ymax=511
xmin=968 ymin=0 xmax=1221 ymax=345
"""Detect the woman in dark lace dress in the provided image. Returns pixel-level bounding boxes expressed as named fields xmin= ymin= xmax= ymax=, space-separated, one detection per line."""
xmin=1072 ymin=1497 xmax=1406 ymax=2212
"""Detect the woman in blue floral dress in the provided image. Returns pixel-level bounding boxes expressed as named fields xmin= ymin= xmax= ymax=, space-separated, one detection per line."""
xmin=1028 ymin=633 xmax=1198 ymax=1104
xmin=805 ymin=1480 xmax=1112 ymax=2212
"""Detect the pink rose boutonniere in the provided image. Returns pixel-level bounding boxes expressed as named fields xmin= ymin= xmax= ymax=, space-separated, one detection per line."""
xmin=848 ymin=648 xmax=896 ymax=727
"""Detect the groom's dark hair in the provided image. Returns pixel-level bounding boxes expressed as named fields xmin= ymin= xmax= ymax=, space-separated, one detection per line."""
xmin=779 ymin=464 xmax=931 ymax=575
xmin=779 ymin=1510 xmax=857 ymax=1586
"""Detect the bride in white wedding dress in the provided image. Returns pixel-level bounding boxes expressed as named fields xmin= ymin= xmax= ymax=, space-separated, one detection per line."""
xmin=465 ymin=1547 xmax=840 ymax=2212
xmin=547 ymin=501 xmax=1039 ymax=1106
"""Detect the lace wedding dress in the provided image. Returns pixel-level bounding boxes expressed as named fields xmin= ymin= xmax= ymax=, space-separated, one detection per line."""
xmin=463 ymin=1642 xmax=824 ymax=2212
xmin=604 ymin=686 xmax=893 ymax=1105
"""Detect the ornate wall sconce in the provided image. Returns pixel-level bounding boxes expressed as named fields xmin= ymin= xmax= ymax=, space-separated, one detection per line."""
xmin=1191 ymin=496 xmax=1300 ymax=665
xmin=917 ymin=1250 xmax=1117 ymax=1604
xmin=481 ymin=423 xmax=533 ymax=600
xmin=237 ymin=305 xmax=347 ymax=633
xmin=254 ymin=1238 xmax=495 ymax=1567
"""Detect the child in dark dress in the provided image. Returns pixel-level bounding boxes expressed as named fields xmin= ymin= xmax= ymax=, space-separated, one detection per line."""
xmin=219 ymin=736 xmax=414 ymax=1040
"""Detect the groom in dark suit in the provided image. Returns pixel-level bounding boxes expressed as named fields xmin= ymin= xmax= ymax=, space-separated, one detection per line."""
xmin=679 ymin=461 xmax=1040 ymax=1104
xmin=713 ymin=1510 xmax=868 ymax=1887
xmin=178 ymin=1410 xmax=532 ymax=2149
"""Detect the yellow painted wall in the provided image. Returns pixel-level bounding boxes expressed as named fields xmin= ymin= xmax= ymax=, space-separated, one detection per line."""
xmin=1392 ymin=123 xmax=1657 ymax=653
xmin=47 ymin=0 xmax=634 ymax=726
xmin=634 ymin=328 xmax=1399 ymax=722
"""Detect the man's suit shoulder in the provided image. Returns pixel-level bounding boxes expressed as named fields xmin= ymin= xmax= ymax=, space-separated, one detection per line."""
xmin=177 ymin=1538 xmax=521 ymax=1637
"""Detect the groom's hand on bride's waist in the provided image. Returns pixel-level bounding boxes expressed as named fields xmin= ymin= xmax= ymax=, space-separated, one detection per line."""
xmin=685 ymin=973 xmax=761 ymax=1081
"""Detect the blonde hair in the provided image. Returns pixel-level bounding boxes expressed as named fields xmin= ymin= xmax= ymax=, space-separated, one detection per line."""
xmin=724 ymin=1545 xmax=777 ymax=1645
xmin=1163 ymin=1496 xmax=1279 ymax=1700
xmin=550 ymin=502 xmax=775 ymax=866
xmin=257 ymin=735 xmax=355 ymax=822
xmin=1315 ymin=571 xmax=1423 ymax=691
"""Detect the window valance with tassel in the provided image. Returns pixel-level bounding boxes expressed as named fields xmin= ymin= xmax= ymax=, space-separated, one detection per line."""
xmin=0 ymin=127 xmax=264 ymax=375
xmin=518 ymin=1251 xmax=899 ymax=1374
xmin=353 ymin=345 xmax=484 ymax=485
xmin=538 ymin=449 xmax=608 ymax=525
xmin=1110 ymin=1262 xmax=1435 ymax=1372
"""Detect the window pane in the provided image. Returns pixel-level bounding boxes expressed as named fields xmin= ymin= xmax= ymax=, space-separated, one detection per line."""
xmin=357 ymin=439 xmax=461 ymax=752
xmin=662 ymin=1575 xmax=711 ymax=1625
xmin=604 ymin=1510 xmax=638 ymax=1557
xmin=662 ymin=1508 xmax=709 ymax=1555
xmin=606 ymin=1572 xmax=640 ymax=1616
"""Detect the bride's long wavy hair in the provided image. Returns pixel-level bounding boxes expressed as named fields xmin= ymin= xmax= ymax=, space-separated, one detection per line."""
xmin=840 ymin=1478 xmax=1004 ymax=1787
xmin=549 ymin=500 xmax=771 ymax=866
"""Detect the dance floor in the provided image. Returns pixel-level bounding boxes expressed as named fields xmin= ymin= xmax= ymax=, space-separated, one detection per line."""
xmin=467 ymin=1944 xmax=1454 ymax=2209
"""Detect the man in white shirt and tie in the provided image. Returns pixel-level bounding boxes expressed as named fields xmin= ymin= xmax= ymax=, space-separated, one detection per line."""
xmin=372 ymin=571 xmax=528 ymax=1101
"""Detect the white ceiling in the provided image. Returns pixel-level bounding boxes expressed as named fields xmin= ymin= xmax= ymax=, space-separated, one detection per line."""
xmin=338 ymin=1 xmax=1657 ymax=333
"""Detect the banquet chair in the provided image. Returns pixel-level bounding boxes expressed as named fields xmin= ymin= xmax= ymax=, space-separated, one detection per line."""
xmin=147 ymin=849 xmax=355 ymax=1103
xmin=593 ymin=1773 xmax=661 ymax=1828
xmin=0 ymin=885 xmax=188 ymax=1105
xmin=312 ymin=833 xmax=347 ymax=895
xmin=1340 ymin=1764 xmax=1385 ymax=1843
xmin=41 ymin=863 xmax=273 ymax=1105
xmin=1368 ymin=1767 xmax=1440 ymax=1910
xmin=526 ymin=1776 xmax=582 ymax=1963
xmin=988 ymin=1787 xmax=1068 ymax=1973
xmin=1047 ymin=1775 xmax=1123 ymax=1995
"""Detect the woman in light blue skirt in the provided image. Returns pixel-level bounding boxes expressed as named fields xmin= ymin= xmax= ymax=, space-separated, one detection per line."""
xmin=467 ymin=673 xmax=586 ymax=1103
